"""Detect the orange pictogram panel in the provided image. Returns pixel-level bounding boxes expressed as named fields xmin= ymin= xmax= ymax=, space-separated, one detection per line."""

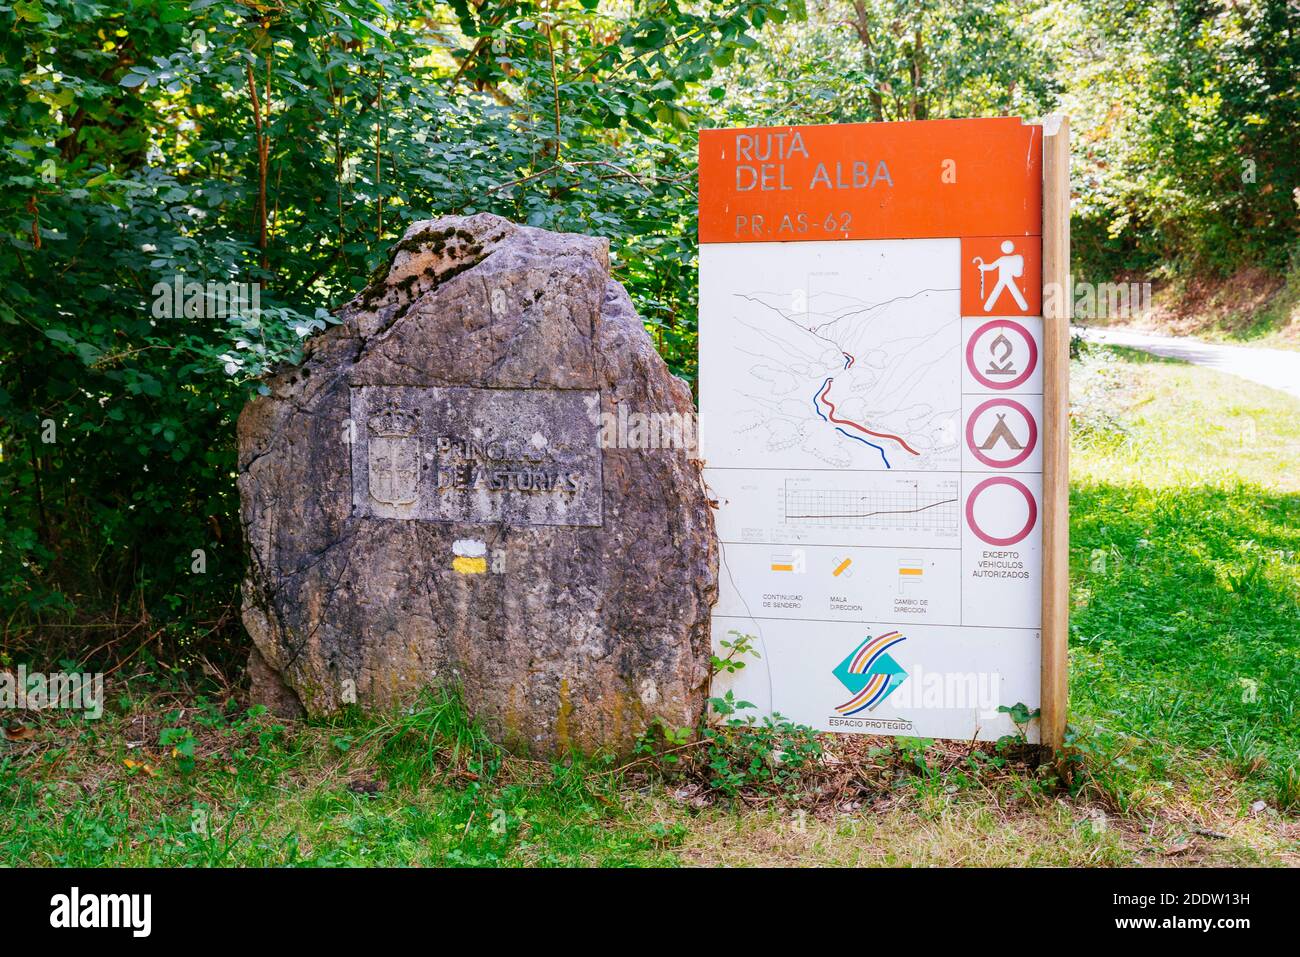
xmin=961 ymin=236 xmax=1041 ymax=316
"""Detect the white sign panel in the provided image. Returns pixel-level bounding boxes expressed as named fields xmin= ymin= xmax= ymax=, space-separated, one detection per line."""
xmin=698 ymin=120 xmax=1047 ymax=742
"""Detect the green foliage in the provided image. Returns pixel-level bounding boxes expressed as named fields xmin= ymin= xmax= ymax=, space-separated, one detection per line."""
xmin=633 ymin=716 xmax=693 ymax=766
xmin=635 ymin=630 xmax=825 ymax=800
xmin=367 ymin=685 xmax=499 ymax=790
xmin=998 ymin=701 xmax=1040 ymax=735
xmin=0 ymin=0 xmax=1292 ymax=677
xmin=1272 ymin=759 xmax=1300 ymax=812
xmin=701 ymin=701 xmax=824 ymax=800
xmin=158 ymin=725 xmax=198 ymax=774
xmin=0 ymin=0 xmax=798 ymax=656
xmin=717 ymin=0 xmax=1056 ymax=125
xmin=711 ymin=628 xmax=758 ymax=675
xmin=711 ymin=0 xmax=1296 ymax=278
xmin=702 ymin=633 xmax=824 ymax=800
xmin=1047 ymin=0 xmax=1299 ymax=277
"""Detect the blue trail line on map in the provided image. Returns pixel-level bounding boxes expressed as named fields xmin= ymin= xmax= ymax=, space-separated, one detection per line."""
xmin=811 ymin=378 xmax=891 ymax=468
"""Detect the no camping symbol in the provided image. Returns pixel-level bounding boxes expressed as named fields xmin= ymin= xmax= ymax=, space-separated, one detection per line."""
xmin=965 ymin=398 xmax=1038 ymax=468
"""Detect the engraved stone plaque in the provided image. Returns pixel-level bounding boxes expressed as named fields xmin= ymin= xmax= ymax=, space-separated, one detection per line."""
xmin=350 ymin=385 xmax=603 ymax=526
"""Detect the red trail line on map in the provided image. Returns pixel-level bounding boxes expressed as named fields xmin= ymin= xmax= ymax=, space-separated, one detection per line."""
xmin=817 ymin=378 xmax=920 ymax=456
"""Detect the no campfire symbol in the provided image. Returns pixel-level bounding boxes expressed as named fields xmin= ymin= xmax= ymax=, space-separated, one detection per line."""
xmin=367 ymin=405 xmax=420 ymax=507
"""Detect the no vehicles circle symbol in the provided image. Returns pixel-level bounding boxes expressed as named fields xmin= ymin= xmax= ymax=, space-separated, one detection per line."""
xmin=966 ymin=319 xmax=1037 ymax=390
xmin=965 ymin=398 xmax=1037 ymax=468
xmin=965 ymin=476 xmax=1037 ymax=547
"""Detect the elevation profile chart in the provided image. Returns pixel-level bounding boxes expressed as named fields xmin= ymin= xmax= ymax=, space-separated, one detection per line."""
xmin=782 ymin=479 xmax=960 ymax=534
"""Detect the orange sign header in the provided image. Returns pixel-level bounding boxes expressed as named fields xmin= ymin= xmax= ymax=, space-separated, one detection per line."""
xmin=698 ymin=117 xmax=1042 ymax=244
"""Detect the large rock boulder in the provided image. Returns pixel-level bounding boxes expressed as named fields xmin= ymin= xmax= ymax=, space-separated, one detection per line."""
xmin=238 ymin=214 xmax=717 ymax=755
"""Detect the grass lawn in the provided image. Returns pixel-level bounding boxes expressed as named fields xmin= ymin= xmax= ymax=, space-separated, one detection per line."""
xmin=3 ymin=343 xmax=1298 ymax=867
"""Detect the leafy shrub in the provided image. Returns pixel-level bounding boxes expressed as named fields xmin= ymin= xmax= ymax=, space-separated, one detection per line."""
xmin=0 ymin=0 xmax=797 ymax=662
xmin=703 ymin=689 xmax=824 ymax=800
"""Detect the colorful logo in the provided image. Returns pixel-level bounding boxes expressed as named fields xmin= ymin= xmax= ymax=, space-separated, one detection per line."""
xmin=833 ymin=632 xmax=908 ymax=715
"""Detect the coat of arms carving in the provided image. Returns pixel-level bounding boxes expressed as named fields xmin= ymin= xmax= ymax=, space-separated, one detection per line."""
xmin=367 ymin=405 xmax=420 ymax=507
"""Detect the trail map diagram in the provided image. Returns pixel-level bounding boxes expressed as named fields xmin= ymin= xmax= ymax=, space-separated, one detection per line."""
xmin=697 ymin=120 xmax=1047 ymax=745
xmin=700 ymin=239 xmax=961 ymax=472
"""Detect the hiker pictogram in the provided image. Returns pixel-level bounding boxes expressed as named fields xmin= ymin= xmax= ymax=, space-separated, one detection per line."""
xmin=973 ymin=240 xmax=1028 ymax=312
xmin=960 ymin=236 xmax=1040 ymax=316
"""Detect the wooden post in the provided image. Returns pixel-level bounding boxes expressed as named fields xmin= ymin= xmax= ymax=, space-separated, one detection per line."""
xmin=1040 ymin=114 xmax=1070 ymax=749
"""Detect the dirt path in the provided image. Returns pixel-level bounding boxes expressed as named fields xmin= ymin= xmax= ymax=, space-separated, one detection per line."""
xmin=1073 ymin=325 xmax=1300 ymax=400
